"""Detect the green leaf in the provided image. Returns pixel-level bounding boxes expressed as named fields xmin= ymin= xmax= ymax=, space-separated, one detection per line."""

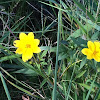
xmin=79 ymin=83 xmax=95 ymax=92
xmin=79 ymin=57 xmax=87 ymax=70
xmin=40 ymin=79 xmax=47 ymax=88
xmin=79 ymin=15 xmax=100 ymax=31
xmin=40 ymin=50 xmax=47 ymax=58
xmin=48 ymin=65 xmax=51 ymax=75
xmin=36 ymin=63 xmax=41 ymax=71
xmin=0 ymin=54 xmax=21 ymax=62
xmin=14 ymin=68 xmax=38 ymax=76
xmin=67 ymin=24 xmax=92 ymax=40
xmin=74 ymin=70 xmax=86 ymax=80
xmin=71 ymin=37 xmax=87 ymax=46
xmin=1 ymin=64 xmax=22 ymax=69
xmin=41 ymin=62 xmax=47 ymax=65
xmin=58 ymin=53 xmax=67 ymax=60
xmin=91 ymin=32 xmax=99 ymax=40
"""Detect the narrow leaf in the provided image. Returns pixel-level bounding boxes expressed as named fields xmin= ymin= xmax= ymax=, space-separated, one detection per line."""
xmin=0 ymin=72 xmax=11 ymax=100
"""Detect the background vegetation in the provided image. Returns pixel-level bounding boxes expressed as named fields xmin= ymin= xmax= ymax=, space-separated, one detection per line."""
xmin=0 ymin=0 xmax=100 ymax=100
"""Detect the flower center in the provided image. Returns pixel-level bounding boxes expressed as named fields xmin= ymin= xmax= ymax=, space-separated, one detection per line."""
xmin=93 ymin=51 xmax=98 ymax=55
xmin=26 ymin=44 xmax=31 ymax=48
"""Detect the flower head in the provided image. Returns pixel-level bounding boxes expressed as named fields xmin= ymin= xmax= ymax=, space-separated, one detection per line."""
xmin=81 ymin=41 xmax=100 ymax=62
xmin=14 ymin=32 xmax=41 ymax=62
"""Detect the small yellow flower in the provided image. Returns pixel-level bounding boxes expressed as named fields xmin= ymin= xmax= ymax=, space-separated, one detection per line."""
xmin=14 ymin=32 xmax=41 ymax=62
xmin=81 ymin=41 xmax=100 ymax=62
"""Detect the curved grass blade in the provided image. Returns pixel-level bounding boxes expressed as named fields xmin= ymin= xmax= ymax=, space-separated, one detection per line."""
xmin=0 ymin=72 xmax=11 ymax=100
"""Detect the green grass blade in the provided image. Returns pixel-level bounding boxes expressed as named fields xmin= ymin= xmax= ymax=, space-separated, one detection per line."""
xmin=73 ymin=0 xmax=95 ymax=22
xmin=94 ymin=88 xmax=100 ymax=100
xmin=0 ymin=32 xmax=10 ymax=42
xmin=0 ymin=0 xmax=13 ymax=4
xmin=85 ymin=71 xmax=98 ymax=100
xmin=52 ymin=3 xmax=61 ymax=100
xmin=0 ymin=72 xmax=12 ymax=100
xmin=0 ymin=54 xmax=21 ymax=62
xmin=12 ymin=12 xmax=33 ymax=31
xmin=0 ymin=67 xmax=32 ymax=89
xmin=6 ymin=79 xmax=39 ymax=98
xmin=66 ymin=66 xmax=75 ymax=100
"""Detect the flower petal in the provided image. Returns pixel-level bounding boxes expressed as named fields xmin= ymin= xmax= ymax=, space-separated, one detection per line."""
xmin=87 ymin=41 xmax=95 ymax=51
xmin=22 ymin=48 xmax=33 ymax=62
xmin=34 ymin=39 xmax=40 ymax=46
xmin=93 ymin=55 xmax=100 ymax=62
xmin=94 ymin=41 xmax=100 ymax=51
xmin=19 ymin=32 xmax=27 ymax=40
xmin=87 ymin=55 xmax=93 ymax=59
xmin=28 ymin=32 xmax=34 ymax=39
xmin=13 ymin=40 xmax=20 ymax=47
xmin=81 ymin=48 xmax=93 ymax=59
xmin=15 ymin=48 xmax=23 ymax=54
xmin=81 ymin=48 xmax=91 ymax=55
xmin=33 ymin=47 xmax=41 ymax=53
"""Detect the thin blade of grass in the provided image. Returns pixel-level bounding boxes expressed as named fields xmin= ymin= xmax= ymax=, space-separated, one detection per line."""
xmin=85 ymin=71 xmax=98 ymax=100
xmin=94 ymin=88 xmax=100 ymax=100
xmin=0 ymin=72 xmax=11 ymax=100
xmin=52 ymin=2 xmax=61 ymax=100
xmin=11 ymin=12 xmax=33 ymax=31
xmin=66 ymin=66 xmax=75 ymax=100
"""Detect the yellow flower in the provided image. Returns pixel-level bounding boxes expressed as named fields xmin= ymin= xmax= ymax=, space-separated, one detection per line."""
xmin=81 ymin=41 xmax=100 ymax=62
xmin=14 ymin=32 xmax=41 ymax=62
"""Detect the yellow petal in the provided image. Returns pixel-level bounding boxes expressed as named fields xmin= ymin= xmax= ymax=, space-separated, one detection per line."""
xmin=94 ymin=41 xmax=100 ymax=51
xmin=81 ymin=48 xmax=91 ymax=55
xmin=93 ymin=55 xmax=100 ymax=62
xmin=15 ymin=48 xmax=23 ymax=54
xmin=87 ymin=55 xmax=93 ymax=59
xmin=87 ymin=41 xmax=95 ymax=51
xmin=81 ymin=48 xmax=93 ymax=59
xmin=34 ymin=39 xmax=40 ymax=46
xmin=28 ymin=32 xmax=34 ymax=39
xmin=13 ymin=40 xmax=20 ymax=47
xmin=33 ymin=47 xmax=41 ymax=53
xmin=86 ymin=52 xmax=93 ymax=59
xmin=19 ymin=32 xmax=27 ymax=40
xmin=22 ymin=48 xmax=33 ymax=62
